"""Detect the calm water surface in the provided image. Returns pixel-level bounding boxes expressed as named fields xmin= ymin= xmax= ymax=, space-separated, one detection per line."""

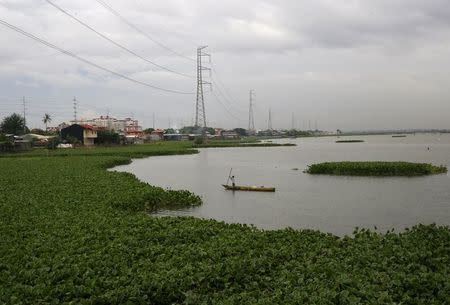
xmin=113 ymin=134 xmax=450 ymax=235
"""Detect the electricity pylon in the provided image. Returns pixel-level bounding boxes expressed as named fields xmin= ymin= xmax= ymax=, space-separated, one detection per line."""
xmin=194 ymin=46 xmax=211 ymax=134
xmin=248 ymin=89 xmax=255 ymax=133
xmin=268 ymin=109 xmax=273 ymax=131
xmin=73 ymin=97 xmax=78 ymax=124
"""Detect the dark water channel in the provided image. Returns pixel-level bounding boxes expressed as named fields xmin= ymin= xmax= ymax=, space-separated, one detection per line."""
xmin=113 ymin=134 xmax=450 ymax=235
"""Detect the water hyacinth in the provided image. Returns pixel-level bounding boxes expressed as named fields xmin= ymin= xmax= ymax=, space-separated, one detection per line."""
xmin=0 ymin=143 xmax=449 ymax=304
xmin=307 ymin=161 xmax=447 ymax=176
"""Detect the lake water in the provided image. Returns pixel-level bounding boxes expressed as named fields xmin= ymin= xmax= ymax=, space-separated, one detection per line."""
xmin=113 ymin=134 xmax=450 ymax=236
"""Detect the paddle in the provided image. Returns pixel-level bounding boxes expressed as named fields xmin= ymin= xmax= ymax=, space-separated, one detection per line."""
xmin=225 ymin=168 xmax=233 ymax=186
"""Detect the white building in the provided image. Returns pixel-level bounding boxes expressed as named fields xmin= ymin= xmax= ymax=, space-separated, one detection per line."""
xmin=71 ymin=116 xmax=143 ymax=136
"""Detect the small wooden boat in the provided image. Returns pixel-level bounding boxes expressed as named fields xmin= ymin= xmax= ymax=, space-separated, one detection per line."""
xmin=222 ymin=184 xmax=276 ymax=192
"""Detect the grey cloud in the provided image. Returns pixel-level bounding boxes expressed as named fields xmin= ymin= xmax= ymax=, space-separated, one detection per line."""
xmin=1 ymin=0 xmax=450 ymax=130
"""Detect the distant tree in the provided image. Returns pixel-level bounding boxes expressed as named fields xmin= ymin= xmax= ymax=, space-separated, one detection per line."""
xmin=179 ymin=126 xmax=196 ymax=134
xmin=95 ymin=130 xmax=120 ymax=145
xmin=233 ymin=128 xmax=247 ymax=136
xmin=164 ymin=128 xmax=176 ymax=134
xmin=0 ymin=113 xmax=27 ymax=135
xmin=143 ymin=128 xmax=154 ymax=134
xmin=42 ymin=113 xmax=52 ymax=131
xmin=180 ymin=126 xmax=215 ymax=135
xmin=194 ymin=136 xmax=204 ymax=145
xmin=205 ymin=127 xmax=215 ymax=135
xmin=46 ymin=137 xmax=61 ymax=150
xmin=30 ymin=128 xmax=46 ymax=135
xmin=66 ymin=135 xmax=80 ymax=145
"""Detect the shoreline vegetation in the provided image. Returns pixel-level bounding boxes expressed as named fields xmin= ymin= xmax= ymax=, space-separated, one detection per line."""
xmin=1 ymin=142 xmax=450 ymax=303
xmin=336 ymin=139 xmax=365 ymax=143
xmin=194 ymin=142 xmax=296 ymax=148
xmin=307 ymin=161 xmax=448 ymax=176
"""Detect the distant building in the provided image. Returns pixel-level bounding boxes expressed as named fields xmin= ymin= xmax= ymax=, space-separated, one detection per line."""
xmin=148 ymin=129 xmax=164 ymax=141
xmin=61 ymin=124 xmax=97 ymax=146
xmin=72 ymin=116 xmax=143 ymax=139
xmin=47 ymin=122 xmax=69 ymax=133
xmin=215 ymin=129 xmax=240 ymax=139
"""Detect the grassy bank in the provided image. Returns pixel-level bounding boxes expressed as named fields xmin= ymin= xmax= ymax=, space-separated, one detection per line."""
xmin=1 ymin=144 xmax=450 ymax=304
xmin=0 ymin=141 xmax=197 ymax=158
xmin=307 ymin=161 xmax=448 ymax=176
xmin=0 ymin=140 xmax=296 ymax=158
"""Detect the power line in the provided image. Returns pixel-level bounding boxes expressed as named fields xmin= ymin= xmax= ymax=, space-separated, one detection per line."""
xmin=133 ymin=0 xmax=200 ymax=48
xmin=45 ymin=0 xmax=193 ymax=79
xmin=210 ymin=64 xmax=243 ymax=108
xmin=210 ymin=90 xmax=244 ymax=123
xmin=94 ymin=0 xmax=195 ymax=62
xmin=0 ymin=19 xmax=194 ymax=95
xmin=210 ymin=77 xmax=246 ymax=114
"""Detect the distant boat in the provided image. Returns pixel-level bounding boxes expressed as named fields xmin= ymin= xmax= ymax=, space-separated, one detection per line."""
xmin=222 ymin=184 xmax=276 ymax=192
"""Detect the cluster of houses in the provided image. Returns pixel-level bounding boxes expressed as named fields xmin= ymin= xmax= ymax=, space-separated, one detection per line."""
xmin=50 ymin=116 xmax=241 ymax=146
xmin=1 ymin=114 xmax=247 ymax=149
xmin=64 ymin=116 xmax=144 ymax=145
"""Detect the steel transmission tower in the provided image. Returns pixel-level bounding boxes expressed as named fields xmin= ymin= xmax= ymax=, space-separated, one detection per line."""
xmin=73 ymin=97 xmax=78 ymax=123
xmin=248 ymin=89 xmax=255 ymax=132
xmin=194 ymin=46 xmax=211 ymax=131
xmin=268 ymin=109 xmax=273 ymax=131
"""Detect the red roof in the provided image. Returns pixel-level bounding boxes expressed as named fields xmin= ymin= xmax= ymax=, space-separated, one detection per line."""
xmin=80 ymin=124 xmax=95 ymax=130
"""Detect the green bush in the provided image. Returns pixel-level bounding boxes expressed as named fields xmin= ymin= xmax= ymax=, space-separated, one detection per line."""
xmin=46 ymin=137 xmax=61 ymax=150
xmin=95 ymin=130 xmax=121 ymax=145
xmin=194 ymin=136 xmax=205 ymax=145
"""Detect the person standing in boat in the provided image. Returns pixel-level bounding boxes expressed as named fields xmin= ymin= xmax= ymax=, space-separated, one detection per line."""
xmin=230 ymin=175 xmax=236 ymax=187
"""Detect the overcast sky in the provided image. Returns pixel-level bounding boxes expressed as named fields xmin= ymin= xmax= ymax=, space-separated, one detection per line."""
xmin=1 ymin=0 xmax=450 ymax=131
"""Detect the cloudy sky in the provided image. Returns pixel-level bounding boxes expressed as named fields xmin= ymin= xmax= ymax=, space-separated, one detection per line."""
xmin=1 ymin=0 xmax=450 ymax=131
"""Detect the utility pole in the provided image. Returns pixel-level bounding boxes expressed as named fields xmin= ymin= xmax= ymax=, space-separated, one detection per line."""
xmin=152 ymin=113 xmax=155 ymax=129
xmin=168 ymin=117 xmax=171 ymax=129
xmin=248 ymin=89 xmax=255 ymax=133
xmin=291 ymin=113 xmax=295 ymax=130
xmin=268 ymin=109 xmax=273 ymax=131
xmin=106 ymin=108 xmax=111 ymax=130
xmin=194 ymin=46 xmax=211 ymax=135
xmin=22 ymin=96 xmax=26 ymax=133
xmin=73 ymin=97 xmax=78 ymax=124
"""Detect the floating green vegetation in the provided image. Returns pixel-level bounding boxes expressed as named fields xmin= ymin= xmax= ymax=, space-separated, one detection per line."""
xmin=336 ymin=139 xmax=365 ymax=143
xmin=307 ymin=161 xmax=448 ymax=176
xmin=392 ymin=135 xmax=407 ymax=138
xmin=1 ymin=143 xmax=450 ymax=304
